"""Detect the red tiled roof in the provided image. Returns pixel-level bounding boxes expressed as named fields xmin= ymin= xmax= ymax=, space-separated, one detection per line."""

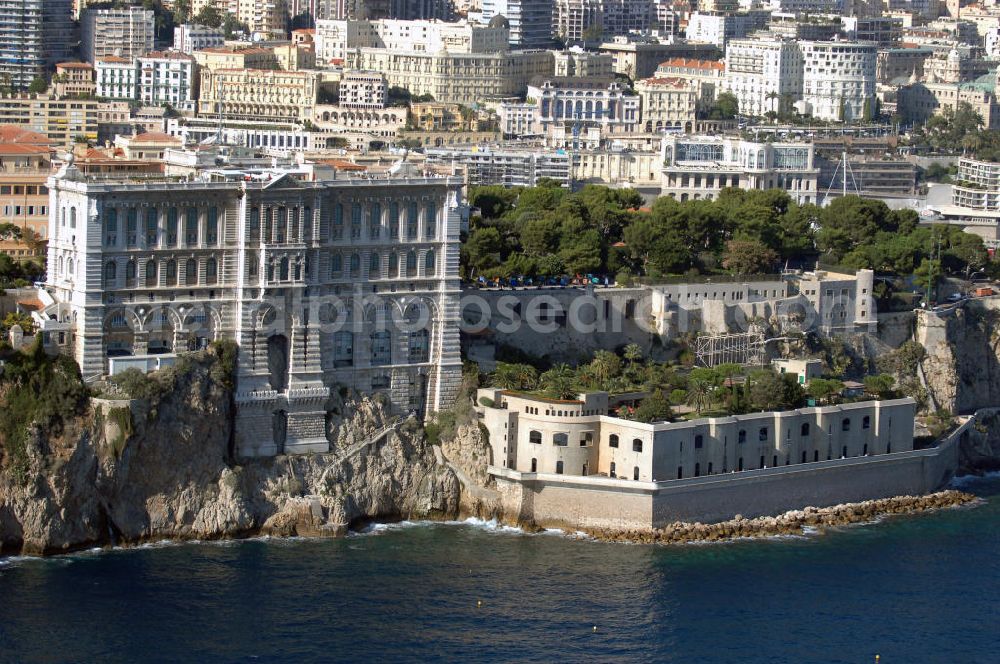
xmin=0 ymin=125 xmax=51 ymax=145
xmin=657 ymin=57 xmax=724 ymax=71
xmin=56 ymin=62 xmax=93 ymax=70
xmin=0 ymin=144 xmax=51 ymax=155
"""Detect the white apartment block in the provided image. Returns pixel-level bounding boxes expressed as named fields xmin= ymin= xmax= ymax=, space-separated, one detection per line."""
xmin=424 ymin=147 xmax=572 ymax=188
xmin=81 ymin=7 xmax=155 ymax=64
xmin=635 ymin=76 xmax=698 ymax=131
xmin=686 ymin=11 xmax=769 ymax=49
xmin=660 ymin=134 xmax=819 ymax=204
xmin=137 ymin=52 xmax=198 ymax=113
xmin=724 ymin=36 xmax=803 ymax=117
xmin=498 ymin=102 xmax=542 ymax=137
xmin=338 ymin=71 xmax=387 ymax=109
xmin=553 ymin=0 xmax=654 ymax=43
xmin=316 ymin=18 xmax=510 ymax=60
xmin=43 ymin=161 xmax=465 ymax=457
xmin=553 ymin=48 xmax=615 ymax=78
xmin=481 ymin=0 xmax=554 ymax=49
xmin=95 ymin=57 xmax=139 ymax=101
xmin=173 ymin=24 xmax=226 ymax=55
xmin=348 ymin=49 xmax=554 ymax=105
xmin=528 ymin=78 xmax=641 ymax=134
xmin=798 ymin=41 xmax=876 ymax=122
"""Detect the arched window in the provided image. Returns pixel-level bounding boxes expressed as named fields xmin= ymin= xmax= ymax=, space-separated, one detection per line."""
xmin=842 ymin=418 xmax=851 ymax=432
xmin=424 ymin=250 xmax=435 ymax=275
xmin=104 ymin=261 xmax=116 ymax=285
xmin=326 ymin=329 xmax=352 ymax=369
xmin=165 ymin=259 xmax=177 ymax=286
xmin=185 ymin=259 xmax=198 ymax=285
xmin=369 ymin=252 xmax=380 ymax=276
xmin=529 ymin=430 xmax=542 ymax=444
xmin=555 ymin=460 xmax=563 ymax=475
xmin=145 ymin=259 xmax=157 ymax=286
xmin=842 ymin=445 xmax=848 ymax=458
xmin=205 ymin=258 xmax=217 ymax=284
xmin=759 ymin=427 xmax=768 ymax=442
xmin=303 ymin=206 xmax=312 ymax=241
xmin=677 ymin=466 xmax=683 ymax=479
xmin=609 ymin=434 xmax=619 ymax=448
xmin=371 ymin=330 xmax=391 ymax=366
xmin=553 ymin=433 xmax=568 ymax=446
xmin=531 ymin=458 xmax=537 ymax=472
xmin=802 ymin=450 xmax=807 ymax=464
xmin=801 ymin=422 xmax=810 ymax=436
xmin=862 ymin=416 xmax=870 ymax=429
xmin=694 ymin=434 xmax=703 ymax=449
xmin=126 ymin=259 xmax=136 ymax=284
xmin=279 ymin=257 xmax=289 ymax=281
xmin=738 ymin=429 xmax=747 ymax=444
xmin=332 ymin=203 xmax=344 ymax=238
xmin=694 ymin=463 xmax=700 ymax=478
xmin=388 ymin=252 xmax=399 ymax=278
xmin=248 ymin=256 xmax=258 ymax=277
xmin=632 ymin=438 xmax=643 ymax=453
xmin=349 ymin=253 xmax=360 ymax=276
xmin=331 ymin=253 xmax=343 ymax=276
xmin=69 ymin=207 xmax=77 ymax=229
xmin=406 ymin=250 xmax=417 ymax=276
xmin=610 ymin=461 xmax=616 ymax=477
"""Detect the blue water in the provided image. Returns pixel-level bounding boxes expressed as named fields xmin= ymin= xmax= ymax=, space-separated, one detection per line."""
xmin=2 ymin=478 xmax=1000 ymax=664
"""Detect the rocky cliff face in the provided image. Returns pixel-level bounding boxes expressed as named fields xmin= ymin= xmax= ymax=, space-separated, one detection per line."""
xmin=0 ymin=349 xmax=462 ymax=555
xmin=915 ymin=305 xmax=1000 ymax=414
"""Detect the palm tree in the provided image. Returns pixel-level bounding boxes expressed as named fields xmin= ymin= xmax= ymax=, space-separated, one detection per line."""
xmin=623 ymin=343 xmax=643 ymax=366
xmin=686 ymin=377 xmax=712 ymax=414
xmin=539 ymin=364 xmax=579 ymax=400
xmin=589 ymin=350 xmax=621 ymax=387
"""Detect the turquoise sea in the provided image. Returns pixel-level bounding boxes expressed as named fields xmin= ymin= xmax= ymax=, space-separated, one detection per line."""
xmin=2 ymin=475 xmax=999 ymax=664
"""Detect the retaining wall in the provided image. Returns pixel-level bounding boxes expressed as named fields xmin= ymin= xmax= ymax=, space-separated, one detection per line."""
xmin=491 ymin=419 xmax=968 ymax=531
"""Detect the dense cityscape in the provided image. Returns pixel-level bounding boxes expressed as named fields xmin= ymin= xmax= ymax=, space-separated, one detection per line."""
xmin=2 ymin=1 xmax=1000 ymax=661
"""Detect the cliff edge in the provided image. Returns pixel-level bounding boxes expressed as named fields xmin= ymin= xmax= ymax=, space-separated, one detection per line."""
xmin=0 ymin=343 xmax=462 ymax=555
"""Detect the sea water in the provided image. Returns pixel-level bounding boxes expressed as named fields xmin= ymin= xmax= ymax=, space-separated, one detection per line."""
xmin=1 ymin=476 xmax=999 ymax=663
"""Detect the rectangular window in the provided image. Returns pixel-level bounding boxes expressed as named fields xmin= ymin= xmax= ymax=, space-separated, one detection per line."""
xmin=166 ymin=207 xmax=177 ymax=246
xmin=140 ymin=208 xmax=156 ymax=247
xmin=407 ymin=201 xmax=418 ymax=239
xmin=206 ymin=207 xmax=218 ymax=245
xmin=186 ymin=208 xmax=198 ymax=245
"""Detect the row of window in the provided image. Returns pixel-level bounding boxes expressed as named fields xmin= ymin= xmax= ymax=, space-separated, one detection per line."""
xmin=0 ymin=185 xmax=46 ymax=196
xmin=102 ymin=257 xmax=219 ymax=287
xmin=103 ymin=207 xmax=219 ymax=248
xmin=1 ymin=205 xmax=46 ymax=216
xmin=330 ymin=329 xmax=430 ymax=367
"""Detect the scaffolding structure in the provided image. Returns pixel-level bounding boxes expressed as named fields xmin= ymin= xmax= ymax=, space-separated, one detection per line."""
xmin=694 ymin=327 xmax=766 ymax=368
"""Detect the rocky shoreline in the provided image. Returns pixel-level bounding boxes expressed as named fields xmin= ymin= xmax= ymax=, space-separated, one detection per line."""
xmin=580 ymin=490 xmax=980 ymax=545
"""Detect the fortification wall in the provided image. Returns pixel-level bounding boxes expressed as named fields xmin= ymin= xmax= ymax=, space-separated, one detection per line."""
xmin=492 ymin=425 xmax=965 ymax=531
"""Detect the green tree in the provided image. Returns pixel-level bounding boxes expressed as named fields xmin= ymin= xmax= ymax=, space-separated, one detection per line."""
xmin=807 ymin=378 xmax=843 ymax=404
xmin=27 ymin=77 xmax=47 ymax=94
xmin=633 ymin=390 xmax=673 ymax=423
xmin=722 ymin=238 xmax=778 ymax=275
xmin=463 ymin=227 xmax=504 ymax=277
xmin=491 ymin=362 xmax=538 ymax=391
xmin=863 ymin=374 xmax=896 ymax=399
xmin=707 ymin=91 xmax=739 ymax=120
xmin=539 ymin=364 xmax=579 ymax=400
xmin=588 ymin=350 xmax=622 ymax=387
xmin=193 ymin=4 xmax=223 ymax=27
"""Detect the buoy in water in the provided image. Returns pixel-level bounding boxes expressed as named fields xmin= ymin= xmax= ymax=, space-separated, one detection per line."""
xmin=593 ymin=626 xmax=598 ymax=633
xmin=477 ymin=600 xmax=482 ymax=608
